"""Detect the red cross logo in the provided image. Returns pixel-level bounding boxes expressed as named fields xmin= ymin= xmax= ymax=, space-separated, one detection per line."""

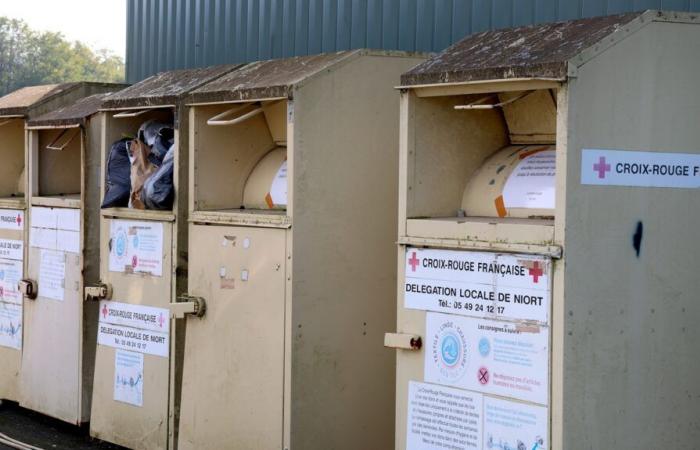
xmin=528 ymin=261 xmax=543 ymax=283
xmin=158 ymin=312 xmax=164 ymax=328
xmin=408 ymin=252 xmax=420 ymax=272
xmin=15 ymin=214 xmax=21 ymax=227
xmin=593 ymin=156 xmax=611 ymax=179
xmin=478 ymin=367 xmax=489 ymax=385
xmin=132 ymin=255 xmax=138 ymax=268
xmin=102 ymin=304 xmax=108 ymax=319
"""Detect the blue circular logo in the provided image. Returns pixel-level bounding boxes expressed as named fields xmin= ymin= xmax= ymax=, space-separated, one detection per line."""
xmin=479 ymin=337 xmax=490 ymax=357
xmin=132 ymin=234 xmax=139 ymax=249
xmin=440 ymin=333 xmax=461 ymax=367
xmin=115 ymin=233 xmax=127 ymax=257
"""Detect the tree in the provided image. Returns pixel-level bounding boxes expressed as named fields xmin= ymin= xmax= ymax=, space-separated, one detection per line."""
xmin=0 ymin=17 xmax=124 ymax=97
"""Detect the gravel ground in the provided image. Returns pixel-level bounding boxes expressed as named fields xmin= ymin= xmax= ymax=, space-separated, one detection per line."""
xmin=0 ymin=401 xmax=126 ymax=450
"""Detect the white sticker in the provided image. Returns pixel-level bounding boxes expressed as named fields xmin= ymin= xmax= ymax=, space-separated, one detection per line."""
xmin=109 ymin=220 xmax=164 ymax=276
xmin=405 ymin=248 xmax=550 ymax=324
xmin=484 ymin=397 xmax=548 ymax=450
xmin=114 ymin=349 xmax=144 ymax=407
xmin=0 ymin=303 xmax=22 ymax=349
xmin=39 ymin=249 xmax=65 ymax=301
xmin=269 ymin=160 xmax=288 ymax=206
xmin=98 ymin=301 xmax=169 ymax=357
xmin=581 ymin=148 xmax=700 ymax=188
xmin=502 ymin=149 xmax=556 ymax=209
xmin=0 ymin=210 xmax=23 ymax=230
xmin=0 ymin=259 xmax=23 ymax=305
xmin=30 ymin=207 xmax=80 ymax=254
xmin=425 ymin=312 xmax=549 ymax=405
xmin=0 ymin=239 xmax=23 ymax=261
xmin=406 ymin=381 xmax=482 ymax=450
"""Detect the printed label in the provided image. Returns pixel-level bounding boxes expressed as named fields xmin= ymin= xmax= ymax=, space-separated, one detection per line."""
xmin=503 ymin=149 xmax=556 ymax=209
xmin=405 ymin=248 xmax=550 ymax=324
xmin=406 ymin=381 xmax=482 ymax=450
xmin=269 ymin=160 xmax=288 ymax=206
xmin=0 ymin=210 xmax=23 ymax=230
xmin=0 ymin=239 xmax=23 ymax=260
xmin=39 ymin=249 xmax=65 ymax=301
xmin=0 ymin=303 xmax=22 ymax=349
xmin=581 ymin=148 xmax=700 ymax=188
xmin=0 ymin=258 xmax=23 ymax=305
xmin=484 ymin=397 xmax=547 ymax=450
xmin=425 ymin=312 xmax=549 ymax=405
xmin=98 ymin=300 xmax=169 ymax=357
xmin=109 ymin=220 xmax=164 ymax=276
xmin=114 ymin=349 xmax=144 ymax=407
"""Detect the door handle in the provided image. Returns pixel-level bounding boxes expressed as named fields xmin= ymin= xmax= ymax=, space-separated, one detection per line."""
xmin=85 ymin=283 xmax=112 ymax=302
xmin=384 ymin=333 xmax=422 ymax=350
xmin=170 ymin=295 xmax=206 ymax=319
xmin=18 ymin=279 xmax=38 ymax=300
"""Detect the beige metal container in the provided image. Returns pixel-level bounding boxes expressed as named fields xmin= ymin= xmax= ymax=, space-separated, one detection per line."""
xmin=172 ymin=50 xmax=425 ymax=450
xmin=389 ymin=10 xmax=700 ymax=450
xmin=0 ymin=83 xmax=119 ymax=408
xmin=86 ymin=66 xmax=239 ymax=450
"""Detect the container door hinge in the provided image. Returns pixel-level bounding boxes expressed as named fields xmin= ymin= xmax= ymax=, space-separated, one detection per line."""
xmin=384 ymin=333 xmax=422 ymax=350
xmin=170 ymin=295 xmax=206 ymax=319
xmin=18 ymin=279 xmax=37 ymax=300
xmin=85 ymin=283 xmax=113 ymax=302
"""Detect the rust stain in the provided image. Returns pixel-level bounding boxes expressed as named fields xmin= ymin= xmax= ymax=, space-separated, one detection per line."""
xmin=518 ymin=145 xmax=552 ymax=159
xmin=494 ymin=195 xmax=507 ymax=218
xmin=264 ymin=193 xmax=274 ymax=209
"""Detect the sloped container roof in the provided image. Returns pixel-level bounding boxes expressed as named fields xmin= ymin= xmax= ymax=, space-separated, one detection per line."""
xmin=27 ymin=89 xmax=125 ymax=128
xmin=0 ymin=82 xmax=118 ymax=118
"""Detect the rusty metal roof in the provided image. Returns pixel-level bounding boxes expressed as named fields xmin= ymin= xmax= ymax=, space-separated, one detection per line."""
xmin=401 ymin=11 xmax=645 ymax=86
xmin=186 ymin=50 xmax=366 ymax=104
xmin=101 ymin=65 xmax=241 ymax=109
xmin=27 ymin=88 xmax=125 ymax=128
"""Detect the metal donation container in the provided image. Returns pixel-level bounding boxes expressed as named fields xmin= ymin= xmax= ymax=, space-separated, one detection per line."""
xmin=87 ymin=65 xmax=238 ymax=450
xmin=387 ymin=10 xmax=700 ymax=450
xmin=0 ymin=83 xmax=117 ymax=406
xmin=172 ymin=50 xmax=424 ymax=450
xmin=19 ymin=86 xmax=128 ymax=424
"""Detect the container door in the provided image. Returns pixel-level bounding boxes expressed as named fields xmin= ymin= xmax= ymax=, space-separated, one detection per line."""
xmin=178 ymin=224 xmax=286 ymax=450
xmin=20 ymin=206 xmax=82 ymax=423
xmin=90 ymin=217 xmax=173 ymax=450
xmin=0 ymin=208 xmax=25 ymax=401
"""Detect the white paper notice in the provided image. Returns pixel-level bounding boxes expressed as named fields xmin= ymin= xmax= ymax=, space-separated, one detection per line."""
xmin=424 ymin=312 xmax=549 ymax=405
xmin=502 ymin=150 xmax=555 ymax=209
xmin=30 ymin=207 xmax=80 ymax=253
xmin=114 ymin=349 xmax=144 ymax=407
xmin=404 ymin=248 xmax=551 ymax=324
xmin=97 ymin=300 xmax=169 ymax=357
xmin=0 ymin=210 xmax=23 ymax=230
xmin=0 ymin=303 xmax=22 ymax=349
xmin=406 ymin=381 xmax=482 ymax=450
xmin=0 ymin=259 xmax=23 ymax=305
xmin=269 ymin=160 xmax=288 ymax=206
xmin=581 ymin=148 xmax=700 ymax=188
xmin=0 ymin=239 xmax=23 ymax=261
xmin=484 ymin=397 xmax=547 ymax=450
xmin=109 ymin=220 xmax=164 ymax=276
xmin=39 ymin=249 xmax=65 ymax=301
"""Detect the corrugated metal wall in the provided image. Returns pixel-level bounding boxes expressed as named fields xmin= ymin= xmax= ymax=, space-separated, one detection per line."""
xmin=126 ymin=0 xmax=700 ymax=82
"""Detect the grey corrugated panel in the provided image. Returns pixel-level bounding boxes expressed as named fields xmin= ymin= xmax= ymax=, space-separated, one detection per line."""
xmin=126 ymin=0 xmax=700 ymax=82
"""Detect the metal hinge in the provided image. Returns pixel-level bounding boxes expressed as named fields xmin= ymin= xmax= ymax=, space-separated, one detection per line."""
xmin=170 ymin=295 xmax=207 ymax=319
xmin=384 ymin=333 xmax=422 ymax=350
xmin=18 ymin=279 xmax=37 ymax=300
xmin=85 ymin=283 xmax=113 ymax=302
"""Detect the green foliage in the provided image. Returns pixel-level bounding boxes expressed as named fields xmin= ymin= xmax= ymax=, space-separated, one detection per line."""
xmin=0 ymin=17 xmax=124 ymax=96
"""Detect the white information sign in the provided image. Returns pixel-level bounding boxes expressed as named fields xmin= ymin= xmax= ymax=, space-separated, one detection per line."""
xmin=484 ymin=397 xmax=547 ymax=450
xmin=581 ymin=148 xmax=700 ymax=188
xmin=0 ymin=258 xmax=23 ymax=305
xmin=39 ymin=249 xmax=65 ymax=301
xmin=30 ymin=207 xmax=80 ymax=253
xmin=109 ymin=220 xmax=164 ymax=276
xmin=114 ymin=349 xmax=144 ymax=407
xmin=406 ymin=381 xmax=482 ymax=450
xmin=425 ymin=312 xmax=549 ymax=405
xmin=269 ymin=160 xmax=288 ymax=206
xmin=404 ymin=248 xmax=550 ymax=324
xmin=0 ymin=303 xmax=22 ymax=349
xmin=0 ymin=210 xmax=23 ymax=230
xmin=0 ymin=239 xmax=23 ymax=261
xmin=97 ymin=300 xmax=169 ymax=357
xmin=503 ymin=150 xmax=555 ymax=209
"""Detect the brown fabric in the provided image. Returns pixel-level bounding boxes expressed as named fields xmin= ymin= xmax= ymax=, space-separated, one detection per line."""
xmin=129 ymin=139 xmax=157 ymax=209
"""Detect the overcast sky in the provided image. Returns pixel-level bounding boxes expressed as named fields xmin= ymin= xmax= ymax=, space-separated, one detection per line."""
xmin=0 ymin=0 xmax=126 ymax=57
